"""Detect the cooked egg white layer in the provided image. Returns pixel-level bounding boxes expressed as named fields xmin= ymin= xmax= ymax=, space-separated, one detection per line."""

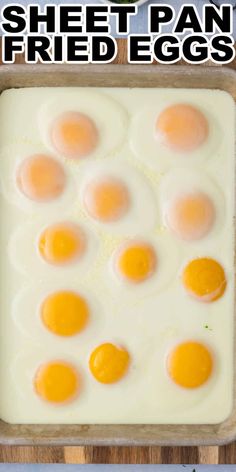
xmin=0 ymin=87 xmax=234 ymax=425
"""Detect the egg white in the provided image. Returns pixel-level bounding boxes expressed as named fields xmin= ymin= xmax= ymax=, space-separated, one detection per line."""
xmin=0 ymin=87 xmax=234 ymax=425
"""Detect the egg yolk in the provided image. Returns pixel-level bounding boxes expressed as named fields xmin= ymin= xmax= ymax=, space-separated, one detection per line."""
xmin=34 ymin=361 xmax=79 ymax=403
xmin=182 ymin=257 xmax=226 ymax=302
xmin=41 ymin=291 xmax=89 ymax=336
xmin=167 ymin=341 xmax=213 ymax=389
xmin=116 ymin=242 xmax=157 ymax=283
xmin=89 ymin=343 xmax=130 ymax=384
xmin=39 ymin=222 xmax=85 ymax=265
xmin=156 ymin=104 xmax=209 ymax=153
xmin=51 ymin=111 xmax=98 ymax=159
xmin=166 ymin=192 xmax=215 ymax=241
xmin=84 ymin=177 xmax=130 ymax=222
xmin=17 ymin=154 xmax=65 ymax=202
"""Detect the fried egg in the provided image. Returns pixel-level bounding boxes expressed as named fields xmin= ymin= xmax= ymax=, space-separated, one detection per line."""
xmin=8 ymin=217 xmax=99 ymax=279
xmin=156 ymin=104 xmax=209 ymax=153
xmin=38 ymin=222 xmax=86 ymax=266
xmin=17 ymin=154 xmax=66 ymax=203
xmin=0 ymin=144 xmax=76 ymax=215
xmin=106 ymin=233 xmax=180 ymax=301
xmin=12 ymin=281 xmax=103 ymax=346
xmin=83 ymin=177 xmax=130 ymax=223
xmin=38 ymin=89 xmax=128 ymax=163
xmin=51 ymin=111 xmax=99 ymax=160
xmin=79 ymin=161 xmax=158 ymax=235
xmin=130 ymin=101 xmax=220 ymax=173
xmin=8 ymin=350 xmax=85 ymax=419
xmin=160 ymin=168 xmax=224 ymax=243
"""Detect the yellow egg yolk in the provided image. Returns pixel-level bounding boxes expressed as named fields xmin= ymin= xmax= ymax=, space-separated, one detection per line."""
xmin=41 ymin=291 xmax=89 ymax=336
xmin=166 ymin=192 xmax=215 ymax=241
xmin=167 ymin=341 xmax=213 ymax=389
xmin=89 ymin=343 xmax=130 ymax=384
xmin=116 ymin=242 xmax=157 ymax=283
xmin=51 ymin=111 xmax=98 ymax=159
xmin=17 ymin=154 xmax=65 ymax=202
xmin=39 ymin=222 xmax=85 ymax=265
xmin=34 ymin=361 xmax=79 ymax=403
xmin=182 ymin=257 xmax=226 ymax=302
xmin=156 ymin=104 xmax=209 ymax=152
xmin=84 ymin=177 xmax=130 ymax=222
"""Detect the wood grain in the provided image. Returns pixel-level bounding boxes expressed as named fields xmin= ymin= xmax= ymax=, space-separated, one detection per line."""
xmin=0 ymin=445 xmax=234 ymax=464
xmin=0 ymin=37 xmax=236 ymax=465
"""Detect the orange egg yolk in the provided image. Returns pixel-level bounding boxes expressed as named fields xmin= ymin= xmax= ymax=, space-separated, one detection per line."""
xmin=51 ymin=111 xmax=98 ymax=159
xmin=41 ymin=291 xmax=89 ymax=336
xmin=116 ymin=242 xmax=157 ymax=283
xmin=17 ymin=154 xmax=65 ymax=202
xmin=156 ymin=104 xmax=209 ymax=153
xmin=166 ymin=192 xmax=215 ymax=241
xmin=89 ymin=343 xmax=130 ymax=384
xmin=182 ymin=257 xmax=226 ymax=302
xmin=39 ymin=222 xmax=85 ymax=265
xmin=84 ymin=177 xmax=130 ymax=222
xmin=167 ymin=341 xmax=213 ymax=389
xmin=34 ymin=361 xmax=79 ymax=403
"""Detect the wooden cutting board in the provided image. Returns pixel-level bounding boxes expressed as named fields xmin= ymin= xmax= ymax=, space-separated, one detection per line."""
xmin=0 ymin=38 xmax=236 ymax=465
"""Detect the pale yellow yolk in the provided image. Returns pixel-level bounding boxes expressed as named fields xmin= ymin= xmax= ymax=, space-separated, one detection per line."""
xmin=41 ymin=291 xmax=89 ymax=336
xmin=167 ymin=341 xmax=213 ymax=389
xmin=39 ymin=222 xmax=85 ymax=265
xmin=34 ymin=361 xmax=79 ymax=403
xmin=51 ymin=111 xmax=98 ymax=159
xmin=156 ymin=104 xmax=209 ymax=152
xmin=116 ymin=242 xmax=157 ymax=283
xmin=182 ymin=257 xmax=226 ymax=302
xmin=89 ymin=343 xmax=130 ymax=384
xmin=84 ymin=177 xmax=130 ymax=222
xmin=166 ymin=192 xmax=215 ymax=241
xmin=17 ymin=154 xmax=65 ymax=202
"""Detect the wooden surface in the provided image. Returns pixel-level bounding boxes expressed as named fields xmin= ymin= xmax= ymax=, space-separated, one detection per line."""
xmin=0 ymin=38 xmax=236 ymax=465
